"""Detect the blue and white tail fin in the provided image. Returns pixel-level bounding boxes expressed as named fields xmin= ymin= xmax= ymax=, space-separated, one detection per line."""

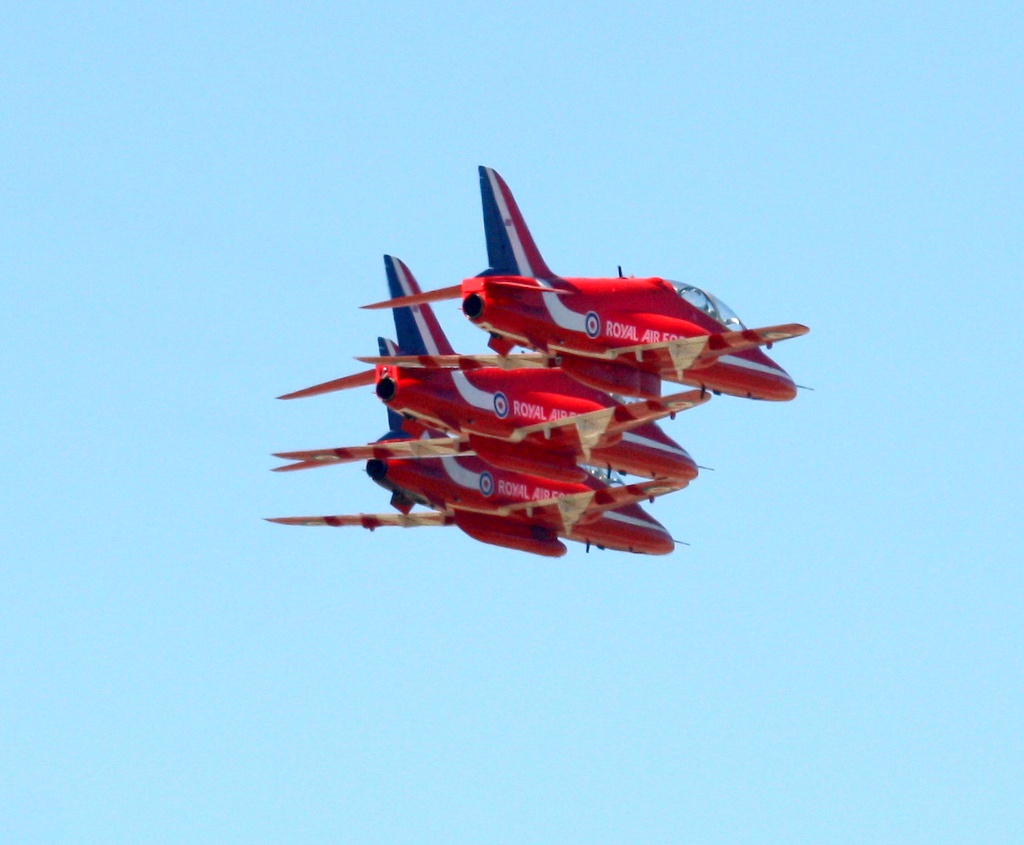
xmin=478 ymin=166 xmax=556 ymax=280
xmin=384 ymin=255 xmax=456 ymax=356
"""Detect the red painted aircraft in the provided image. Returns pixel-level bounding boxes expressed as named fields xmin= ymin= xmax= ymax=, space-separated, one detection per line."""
xmin=279 ymin=256 xmax=707 ymax=486
xmin=269 ymin=400 xmax=683 ymax=557
xmin=364 ymin=167 xmax=808 ymax=401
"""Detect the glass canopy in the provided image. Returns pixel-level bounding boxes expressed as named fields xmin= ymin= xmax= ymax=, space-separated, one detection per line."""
xmin=671 ymin=283 xmax=746 ymax=330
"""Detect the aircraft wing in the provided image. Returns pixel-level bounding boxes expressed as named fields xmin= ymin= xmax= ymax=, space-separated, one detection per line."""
xmin=355 ymin=353 xmax=551 ymax=370
xmin=565 ymin=323 xmax=809 ymax=374
xmin=266 ymin=511 xmax=455 ymax=529
xmin=497 ymin=478 xmax=681 ymax=533
xmin=272 ymin=437 xmax=469 ymax=471
xmin=507 ymin=389 xmax=709 ymax=450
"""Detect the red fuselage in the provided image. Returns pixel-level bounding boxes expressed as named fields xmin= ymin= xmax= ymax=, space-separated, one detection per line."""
xmin=367 ymin=452 xmax=676 ymax=556
xmin=374 ymin=365 xmax=699 ymax=484
xmin=460 ymin=275 xmax=799 ymax=401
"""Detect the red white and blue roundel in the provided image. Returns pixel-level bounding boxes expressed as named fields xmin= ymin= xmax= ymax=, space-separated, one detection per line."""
xmin=585 ymin=311 xmax=601 ymax=338
xmin=479 ymin=471 xmax=495 ymax=496
xmin=493 ymin=391 xmax=509 ymax=418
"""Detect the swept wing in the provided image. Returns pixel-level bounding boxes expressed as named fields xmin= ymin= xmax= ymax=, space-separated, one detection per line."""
xmin=267 ymin=512 xmax=454 ymax=529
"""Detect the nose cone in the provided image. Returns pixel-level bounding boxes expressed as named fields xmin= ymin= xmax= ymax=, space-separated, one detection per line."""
xmin=746 ymin=348 xmax=799 ymax=401
xmin=639 ymin=521 xmax=675 ymax=555
xmin=676 ymin=446 xmax=699 ymax=482
xmin=766 ymin=363 xmax=798 ymax=401
xmin=579 ymin=505 xmax=676 ymax=555
xmin=630 ymin=514 xmax=675 ymax=555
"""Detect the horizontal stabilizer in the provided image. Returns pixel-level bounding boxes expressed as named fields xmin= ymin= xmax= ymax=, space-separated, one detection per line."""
xmin=355 ymin=352 xmax=551 ymax=370
xmin=272 ymin=436 xmax=469 ymax=471
xmin=278 ymin=368 xmax=376 ymax=400
xmin=486 ymin=278 xmax=573 ymax=295
xmin=266 ymin=511 xmax=454 ymax=529
xmin=361 ymin=284 xmax=462 ymax=311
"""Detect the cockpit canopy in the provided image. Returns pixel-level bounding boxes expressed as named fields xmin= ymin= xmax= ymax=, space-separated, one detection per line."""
xmin=582 ymin=465 xmax=624 ymax=485
xmin=671 ymin=283 xmax=746 ymax=331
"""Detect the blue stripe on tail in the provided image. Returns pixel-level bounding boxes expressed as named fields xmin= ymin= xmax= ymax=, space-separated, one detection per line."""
xmin=384 ymin=258 xmax=429 ymax=356
xmin=479 ymin=165 xmax=520 ymax=275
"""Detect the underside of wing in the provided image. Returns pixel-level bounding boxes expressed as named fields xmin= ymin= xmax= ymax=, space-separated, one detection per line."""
xmin=597 ymin=323 xmax=809 ymax=373
xmin=272 ymin=437 xmax=467 ymax=471
xmin=604 ymin=388 xmax=711 ymax=430
xmin=698 ymin=323 xmax=809 ymax=358
xmin=266 ymin=511 xmax=455 ymax=529
xmin=507 ymin=388 xmax=709 ymax=449
xmin=498 ymin=478 xmax=683 ymax=533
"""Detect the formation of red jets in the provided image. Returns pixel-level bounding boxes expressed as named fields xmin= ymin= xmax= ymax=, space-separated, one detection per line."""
xmin=268 ymin=167 xmax=809 ymax=557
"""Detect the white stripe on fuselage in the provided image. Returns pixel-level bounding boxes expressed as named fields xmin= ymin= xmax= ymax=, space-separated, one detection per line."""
xmin=539 ymin=288 xmax=587 ymax=333
xmin=718 ymin=354 xmax=788 ymax=377
xmin=600 ymin=509 xmax=668 ymax=533
xmin=440 ymin=454 xmax=484 ymax=490
xmin=450 ymin=371 xmax=495 ymax=412
xmin=620 ymin=431 xmax=691 ymax=458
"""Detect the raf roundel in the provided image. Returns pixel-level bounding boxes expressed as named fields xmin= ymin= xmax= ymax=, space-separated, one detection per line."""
xmin=493 ymin=391 xmax=509 ymax=419
xmin=479 ymin=471 xmax=495 ymax=497
xmin=585 ymin=311 xmax=601 ymax=338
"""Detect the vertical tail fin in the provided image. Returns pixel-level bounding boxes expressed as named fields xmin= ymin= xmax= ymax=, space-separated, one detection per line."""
xmin=478 ymin=166 xmax=556 ymax=280
xmin=384 ymin=255 xmax=456 ymax=356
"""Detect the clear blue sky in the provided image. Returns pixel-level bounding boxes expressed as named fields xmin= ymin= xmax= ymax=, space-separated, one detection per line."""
xmin=3 ymin=2 xmax=1022 ymax=842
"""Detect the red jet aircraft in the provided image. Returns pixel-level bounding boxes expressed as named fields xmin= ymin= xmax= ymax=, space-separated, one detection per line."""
xmin=269 ymin=432 xmax=683 ymax=558
xmin=279 ymin=256 xmax=708 ymax=486
xmin=364 ymin=167 xmax=808 ymax=401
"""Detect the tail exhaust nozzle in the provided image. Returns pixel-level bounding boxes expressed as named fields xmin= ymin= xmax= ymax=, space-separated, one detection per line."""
xmin=376 ymin=376 xmax=397 ymax=402
xmin=366 ymin=459 xmax=388 ymax=481
xmin=462 ymin=293 xmax=485 ymax=320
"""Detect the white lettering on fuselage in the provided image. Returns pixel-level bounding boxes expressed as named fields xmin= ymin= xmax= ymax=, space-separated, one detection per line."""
xmin=639 ymin=329 xmax=682 ymax=344
xmin=604 ymin=320 xmax=639 ymax=341
xmin=512 ymin=400 xmax=573 ymax=422
xmin=604 ymin=321 xmax=683 ymax=344
xmin=497 ymin=479 xmax=565 ymax=501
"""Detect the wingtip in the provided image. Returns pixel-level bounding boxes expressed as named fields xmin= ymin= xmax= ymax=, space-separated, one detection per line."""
xmin=265 ymin=515 xmax=324 ymax=526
